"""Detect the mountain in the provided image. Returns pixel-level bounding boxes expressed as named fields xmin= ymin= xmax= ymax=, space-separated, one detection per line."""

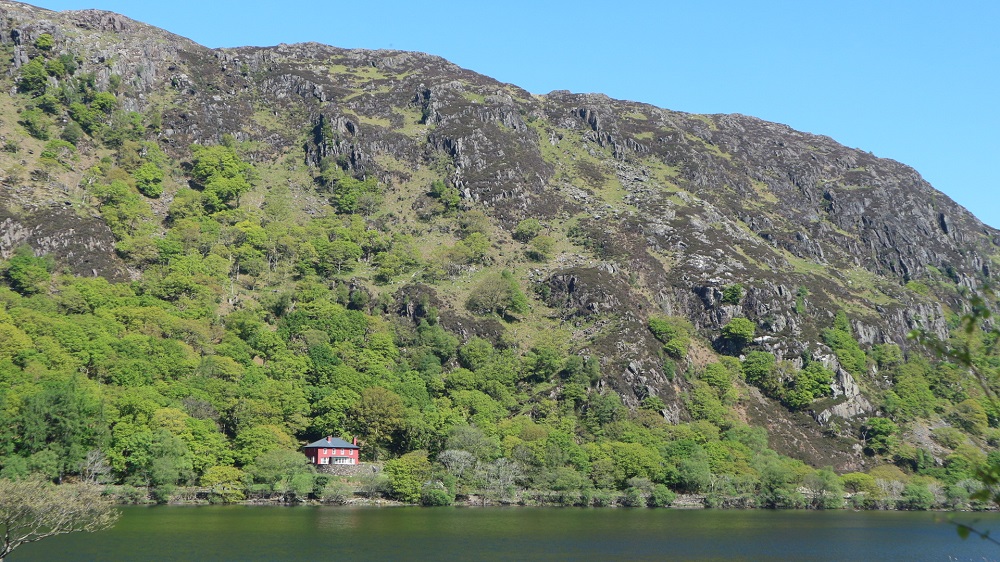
xmin=0 ymin=0 xmax=997 ymax=501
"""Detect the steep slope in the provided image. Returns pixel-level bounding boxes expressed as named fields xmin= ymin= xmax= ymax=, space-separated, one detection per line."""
xmin=1 ymin=0 xmax=998 ymax=479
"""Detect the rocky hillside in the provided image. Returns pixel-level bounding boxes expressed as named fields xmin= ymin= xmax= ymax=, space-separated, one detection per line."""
xmin=1 ymin=0 xmax=998 ymax=480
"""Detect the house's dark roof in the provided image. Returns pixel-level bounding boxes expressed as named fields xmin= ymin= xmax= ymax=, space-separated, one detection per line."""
xmin=304 ymin=437 xmax=359 ymax=449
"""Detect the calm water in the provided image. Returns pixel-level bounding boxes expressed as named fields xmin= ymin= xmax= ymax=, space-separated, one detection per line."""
xmin=14 ymin=506 xmax=1000 ymax=561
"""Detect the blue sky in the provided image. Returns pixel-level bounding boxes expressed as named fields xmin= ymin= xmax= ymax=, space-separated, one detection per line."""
xmin=31 ymin=1 xmax=1000 ymax=228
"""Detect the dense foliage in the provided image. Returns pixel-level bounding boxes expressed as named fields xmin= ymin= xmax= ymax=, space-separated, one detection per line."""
xmin=1 ymin=30 xmax=998 ymax=511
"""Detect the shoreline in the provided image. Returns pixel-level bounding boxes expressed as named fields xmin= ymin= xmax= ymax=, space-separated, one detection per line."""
xmin=104 ymin=487 xmax=997 ymax=512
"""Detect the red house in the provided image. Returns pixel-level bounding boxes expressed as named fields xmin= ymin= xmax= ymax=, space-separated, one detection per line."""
xmin=304 ymin=436 xmax=360 ymax=465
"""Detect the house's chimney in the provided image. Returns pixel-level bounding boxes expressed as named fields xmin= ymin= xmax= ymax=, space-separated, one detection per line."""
xmin=327 ymin=435 xmax=333 ymax=442
xmin=353 ymin=436 xmax=357 ymax=446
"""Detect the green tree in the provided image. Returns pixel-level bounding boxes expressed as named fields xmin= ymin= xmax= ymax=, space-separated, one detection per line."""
xmin=329 ymin=176 xmax=381 ymax=214
xmin=189 ymin=144 xmax=255 ymax=210
xmin=17 ymin=58 xmax=48 ymax=95
xmin=863 ymin=417 xmax=899 ymax=455
xmin=246 ymin=449 xmax=314 ymax=501
xmin=743 ymin=351 xmax=778 ymax=394
xmin=804 ymin=467 xmax=844 ymax=509
xmin=721 ymin=318 xmax=756 ymax=350
xmin=384 ymin=451 xmax=432 ymax=503
xmin=200 ymin=466 xmax=246 ymax=503
xmin=18 ymin=108 xmax=50 ymax=140
xmin=134 ymin=162 xmax=164 ymax=198
xmin=320 ymin=240 xmax=363 ymax=274
xmin=348 ymin=387 xmax=405 ymax=461
xmin=722 ymin=283 xmax=744 ymax=305
xmin=33 ymin=34 xmax=55 ymax=51
xmin=526 ymin=235 xmax=555 ymax=262
xmin=465 ymin=270 xmax=529 ymax=318
xmin=4 ymin=247 xmax=53 ymax=295
xmin=512 ymin=218 xmax=542 ymax=242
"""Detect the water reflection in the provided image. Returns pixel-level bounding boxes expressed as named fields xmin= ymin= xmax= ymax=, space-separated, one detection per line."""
xmin=17 ymin=506 xmax=1000 ymax=561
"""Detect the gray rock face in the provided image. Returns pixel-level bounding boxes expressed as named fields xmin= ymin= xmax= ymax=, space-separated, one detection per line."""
xmin=0 ymin=206 xmax=131 ymax=281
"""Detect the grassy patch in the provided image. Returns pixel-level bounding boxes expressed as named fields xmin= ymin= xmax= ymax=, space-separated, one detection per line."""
xmin=356 ymin=114 xmax=392 ymax=128
xmin=751 ymin=180 xmax=778 ymax=204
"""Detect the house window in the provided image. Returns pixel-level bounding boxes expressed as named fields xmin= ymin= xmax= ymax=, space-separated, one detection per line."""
xmin=320 ymin=457 xmax=329 ymax=465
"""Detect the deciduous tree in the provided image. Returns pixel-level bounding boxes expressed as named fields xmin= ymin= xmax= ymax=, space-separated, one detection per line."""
xmin=0 ymin=478 xmax=119 ymax=561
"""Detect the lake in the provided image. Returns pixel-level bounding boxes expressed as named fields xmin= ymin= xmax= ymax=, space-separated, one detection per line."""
xmin=14 ymin=506 xmax=1000 ymax=561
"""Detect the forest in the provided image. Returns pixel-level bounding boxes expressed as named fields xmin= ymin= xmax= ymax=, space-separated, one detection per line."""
xmin=2 ymin=28 xmax=1000 ymax=511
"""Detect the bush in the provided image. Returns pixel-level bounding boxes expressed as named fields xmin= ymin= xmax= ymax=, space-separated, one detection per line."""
xmin=591 ymin=489 xmax=615 ymax=507
xmin=513 ymin=218 xmax=542 ymax=242
xmin=648 ymin=484 xmax=676 ymax=507
xmin=648 ymin=316 xmax=687 ymax=342
xmin=721 ymin=318 xmax=755 ymax=349
xmin=34 ymin=33 xmax=55 ymax=51
xmin=949 ymin=399 xmax=988 ymax=435
xmin=662 ymin=337 xmax=688 ymax=360
xmin=526 ymin=235 xmax=555 ymax=261
xmin=18 ymin=58 xmax=48 ymax=95
xmin=134 ymin=161 xmax=165 ymax=198
xmin=18 ymin=108 xmax=50 ymax=140
xmin=61 ymin=121 xmax=84 ymax=145
xmin=420 ymin=486 xmax=453 ymax=506
xmin=900 ymin=481 xmax=935 ymax=510
xmin=622 ymin=487 xmax=645 ymax=507
xmin=319 ymin=480 xmax=353 ymax=504
xmin=40 ymin=139 xmax=75 ymax=166
xmin=722 ymin=283 xmax=744 ymax=305
xmin=822 ymin=312 xmax=867 ymax=375
xmin=930 ymin=426 xmax=965 ymax=450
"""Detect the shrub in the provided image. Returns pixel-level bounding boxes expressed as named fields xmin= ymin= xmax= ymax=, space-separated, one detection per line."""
xmin=900 ymin=481 xmax=935 ymax=510
xmin=420 ymin=486 xmax=453 ymax=506
xmin=60 ymin=121 xmax=84 ymax=145
xmin=18 ymin=108 xmax=50 ymax=140
xmin=34 ymin=33 xmax=55 ymax=51
xmin=662 ymin=337 xmax=689 ymax=360
xmin=930 ymin=426 xmax=965 ymax=450
xmin=699 ymin=363 xmax=733 ymax=394
xmin=465 ymin=270 xmax=528 ymax=317
xmin=863 ymin=418 xmax=899 ymax=455
xmin=429 ymin=180 xmax=460 ymax=213
xmin=622 ymin=487 xmax=645 ymax=507
xmin=40 ymin=139 xmax=75 ymax=166
xmin=823 ymin=311 xmax=867 ymax=375
xmin=721 ymin=318 xmax=755 ymax=349
xmin=648 ymin=316 xmax=683 ymax=342
xmin=949 ymin=399 xmax=988 ymax=435
xmin=526 ymin=235 xmax=555 ymax=261
xmin=722 ymin=283 xmax=744 ymax=305
xmin=591 ymin=489 xmax=614 ymax=507
xmin=17 ymin=57 xmax=48 ymax=95
xmin=134 ymin=161 xmax=165 ymax=197
xmin=319 ymin=480 xmax=353 ymax=504
xmin=37 ymin=93 xmax=60 ymax=114
xmin=648 ymin=484 xmax=676 ymax=507
xmin=513 ymin=218 xmax=542 ymax=242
